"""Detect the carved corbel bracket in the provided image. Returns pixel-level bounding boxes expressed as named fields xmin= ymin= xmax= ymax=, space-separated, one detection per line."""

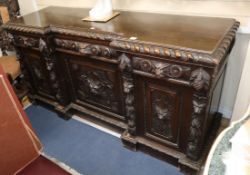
xmin=190 ymin=68 xmax=210 ymax=91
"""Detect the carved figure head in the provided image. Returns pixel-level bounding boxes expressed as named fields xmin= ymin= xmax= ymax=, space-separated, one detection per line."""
xmin=190 ymin=68 xmax=210 ymax=91
xmin=155 ymin=105 xmax=171 ymax=120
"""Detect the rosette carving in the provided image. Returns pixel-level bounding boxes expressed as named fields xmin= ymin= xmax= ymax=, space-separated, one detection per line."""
xmin=54 ymin=38 xmax=115 ymax=58
xmin=133 ymin=57 xmax=191 ymax=79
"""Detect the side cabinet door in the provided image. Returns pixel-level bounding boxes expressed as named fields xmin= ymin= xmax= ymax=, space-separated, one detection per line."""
xmin=137 ymin=77 xmax=192 ymax=150
xmin=22 ymin=49 xmax=55 ymax=99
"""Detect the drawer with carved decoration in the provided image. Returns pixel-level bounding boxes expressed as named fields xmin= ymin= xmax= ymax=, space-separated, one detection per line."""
xmin=54 ymin=38 xmax=117 ymax=59
xmin=132 ymin=57 xmax=193 ymax=84
xmin=11 ymin=34 xmax=40 ymax=49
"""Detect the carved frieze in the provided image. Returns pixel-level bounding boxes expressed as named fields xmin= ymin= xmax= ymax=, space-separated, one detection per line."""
xmin=111 ymin=39 xmax=215 ymax=65
xmin=50 ymin=27 xmax=121 ymax=41
xmin=3 ymin=24 xmax=121 ymax=41
xmin=119 ymin=54 xmax=136 ymax=135
xmin=133 ymin=57 xmax=191 ymax=79
xmin=54 ymin=38 xmax=115 ymax=58
xmin=151 ymin=90 xmax=174 ymax=139
xmin=12 ymin=35 xmax=39 ymax=48
xmin=4 ymin=19 xmax=239 ymax=69
xmin=70 ymin=63 xmax=118 ymax=112
xmin=110 ymin=21 xmax=239 ymax=67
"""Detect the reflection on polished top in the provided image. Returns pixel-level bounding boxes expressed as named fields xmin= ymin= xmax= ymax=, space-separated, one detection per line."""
xmin=8 ymin=6 xmax=237 ymax=53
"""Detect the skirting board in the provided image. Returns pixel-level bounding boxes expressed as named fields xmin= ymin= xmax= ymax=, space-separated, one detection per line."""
xmin=218 ymin=107 xmax=233 ymax=119
xmin=72 ymin=115 xmax=121 ymax=138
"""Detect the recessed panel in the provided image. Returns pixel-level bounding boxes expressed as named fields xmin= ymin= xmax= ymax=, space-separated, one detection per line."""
xmin=144 ymin=82 xmax=182 ymax=145
xmin=23 ymin=52 xmax=52 ymax=97
xmin=68 ymin=58 xmax=123 ymax=116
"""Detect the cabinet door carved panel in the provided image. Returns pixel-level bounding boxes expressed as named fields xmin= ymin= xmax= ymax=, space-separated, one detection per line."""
xmin=143 ymin=82 xmax=182 ymax=146
xmin=150 ymin=90 xmax=176 ymax=140
xmin=67 ymin=57 xmax=124 ymax=117
xmin=23 ymin=51 xmax=53 ymax=98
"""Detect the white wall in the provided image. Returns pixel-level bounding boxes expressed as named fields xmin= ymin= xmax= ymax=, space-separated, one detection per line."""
xmin=19 ymin=0 xmax=38 ymax=15
xmin=36 ymin=0 xmax=250 ymax=26
xmin=231 ymin=39 xmax=250 ymax=121
xmin=219 ymin=33 xmax=250 ymax=118
xmin=19 ymin=0 xmax=250 ymax=120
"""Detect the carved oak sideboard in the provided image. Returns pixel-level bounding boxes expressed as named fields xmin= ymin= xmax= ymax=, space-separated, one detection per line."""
xmin=3 ymin=6 xmax=239 ymax=173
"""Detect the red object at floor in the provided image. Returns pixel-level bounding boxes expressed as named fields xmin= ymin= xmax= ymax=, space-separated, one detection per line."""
xmin=17 ymin=156 xmax=71 ymax=175
xmin=0 ymin=65 xmax=71 ymax=175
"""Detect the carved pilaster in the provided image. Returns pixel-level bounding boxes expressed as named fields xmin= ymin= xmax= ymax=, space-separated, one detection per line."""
xmin=119 ymin=54 xmax=136 ymax=135
xmin=6 ymin=33 xmax=34 ymax=93
xmin=187 ymin=68 xmax=211 ymax=160
xmin=187 ymin=93 xmax=208 ymax=160
xmin=39 ymin=38 xmax=65 ymax=104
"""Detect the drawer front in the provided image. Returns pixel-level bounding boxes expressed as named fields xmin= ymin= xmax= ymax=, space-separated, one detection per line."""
xmin=133 ymin=56 xmax=192 ymax=84
xmin=65 ymin=54 xmax=124 ymax=118
xmin=12 ymin=35 xmax=39 ymax=49
xmin=136 ymin=76 xmax=193 ymax=149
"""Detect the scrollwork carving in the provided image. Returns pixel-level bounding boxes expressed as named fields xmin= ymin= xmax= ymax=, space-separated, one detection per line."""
xmin=12 ymin=35 xmax=39 ymax=48
xmin=133 ymin=57 xmax=191 ymax=79
xmin=54 ymin=38 xmax=115 ymax=58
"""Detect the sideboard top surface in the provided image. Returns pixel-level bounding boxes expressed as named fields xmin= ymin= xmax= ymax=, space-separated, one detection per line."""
xmin=8 ymin=6 xmax=237 ymax=53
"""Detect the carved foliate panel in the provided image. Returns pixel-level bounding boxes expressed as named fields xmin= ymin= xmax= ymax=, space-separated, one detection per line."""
xmin=12 ymin=35 xmax=39 ymax=48
xmin=24 ymin=53 xmax=51 ymax=95
xmin=145 ymin=86 xmax=180 ymax=144
xmin=69 ymin=62 xmax=119 ymax=113
xmin=151 ymin=90 xmax=174 ymax=139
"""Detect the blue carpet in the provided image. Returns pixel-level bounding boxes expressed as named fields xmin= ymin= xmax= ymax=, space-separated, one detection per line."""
xmin=25 ymin=105 xmax=183 ymax=175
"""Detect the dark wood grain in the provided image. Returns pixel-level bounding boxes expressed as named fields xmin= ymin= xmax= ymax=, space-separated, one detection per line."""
xmin=4 ymin=6 xmax=239 ymax=174
xmin=9 ymin=6 xmax=235 ymax=53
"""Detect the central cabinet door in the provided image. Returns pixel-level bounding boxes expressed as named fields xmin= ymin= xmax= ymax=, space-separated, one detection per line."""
xmin=63 ymin=53 xmax=125 ymax=119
